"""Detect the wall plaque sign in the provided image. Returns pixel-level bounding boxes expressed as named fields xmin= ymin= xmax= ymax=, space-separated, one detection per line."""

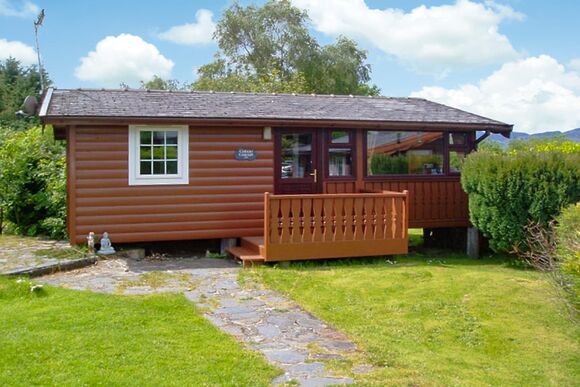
xmin=235 ymin=148 xmax=257 ymax=161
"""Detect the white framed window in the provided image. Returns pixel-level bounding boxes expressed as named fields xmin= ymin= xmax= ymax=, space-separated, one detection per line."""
xmin=128 ymin=125 xmax=189 ymax=185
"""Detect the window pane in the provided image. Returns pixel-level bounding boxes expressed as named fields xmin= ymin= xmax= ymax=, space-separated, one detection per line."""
xmin=449 ymin=132 xmax=467 ymax=146
xmin=166 ymin=161 xmax=178 ymax=174
xmin=166 ymin=131 xmax=178 ymax=144
xmin=140 ymin=131 xmax=152 ymax=145
xmin=153 ymin=146 xmax=165 ymax=160
xmin=450 ymin=151 xmax=467 ymax=173
xmin=367 ymin=131 xmax=444 ymax=175
xmin=281 ymin=133 xmax=312 ymax=178
xmin=140 ymin=146 xmax=152 ymax=160
xmin=166 ymin=145 xmax=178 ymax=159
xmin=153 ymin=161 xmax=165 ymax=174
xmin=153 ymin=131 xmax=165 ymax=145
xmin=328 ymin=148 xmax=352 ymax=176
xmin=140 ymin=161 xmax=152 ymax=175
xmin=330 ymin=130 xmax=350 ymax=144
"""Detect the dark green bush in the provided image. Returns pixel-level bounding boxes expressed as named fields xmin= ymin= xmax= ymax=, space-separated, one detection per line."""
xmin=555 ymin=203 xmax=579 ymax=307
xmin=369 ymin=153 xmax=408 ymax=175
xmin=0 ymin=126 xmax=66 ymax=239
xmin=461 ymin=142 xmax=580 ymax=252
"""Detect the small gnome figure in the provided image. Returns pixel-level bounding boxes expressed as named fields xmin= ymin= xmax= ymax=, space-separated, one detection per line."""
xmin=87 ymin=232 xmax=96 ymax=256
xmin=97 ymin=232 xmax=116 ymax=255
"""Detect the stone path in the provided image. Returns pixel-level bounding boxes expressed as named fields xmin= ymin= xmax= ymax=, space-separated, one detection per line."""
xmin=0 ymin=235 xmax=78 ymax=274
xmin=39 ymin=256 xmax=360 ymax=386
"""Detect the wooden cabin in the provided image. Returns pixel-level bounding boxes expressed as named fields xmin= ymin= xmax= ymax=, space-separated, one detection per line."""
xmin=39 ymin=88 xmax=512 ymax=265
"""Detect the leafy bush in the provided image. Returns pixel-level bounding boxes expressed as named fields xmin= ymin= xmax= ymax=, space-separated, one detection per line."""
xmin=369 ymin=153 xmax=408 ymax=174
xmin=555 ymin=203 xmax=580 ymax=307
xmin=0 ymin=126 xmax=66 ymax=238
xmin=461 ymin=140 xmax=580 ymax=252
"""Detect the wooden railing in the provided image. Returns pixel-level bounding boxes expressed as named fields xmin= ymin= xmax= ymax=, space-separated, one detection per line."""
xmin=263 ymin=190 xmax=409 ymax=261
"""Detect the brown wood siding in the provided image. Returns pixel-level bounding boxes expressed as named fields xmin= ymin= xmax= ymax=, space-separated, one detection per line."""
xmin=70 ymin=125 xmax=273 ymax=244
xmin=362 ymin=177 xmax=469 ymax=228
xmin=324 ymin=181 xmax=357 ymax=194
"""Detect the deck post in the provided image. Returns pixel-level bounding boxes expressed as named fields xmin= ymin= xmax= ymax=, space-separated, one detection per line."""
xmin=263 ymin=192 xmax=270 ymax=260
xmin=220 ymin=238 xmax=237 ymax=254
xmin=467 ymin=227 xmax=480 ymax=258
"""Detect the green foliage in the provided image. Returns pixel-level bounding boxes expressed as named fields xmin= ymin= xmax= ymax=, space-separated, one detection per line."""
xmin=461 ymin=140 xmax=580 ymax=252
xmin=194 ymin=61 xmax=311 ymax=93
xmin=0 ymin=126 xmax=66 ymax=238
xmin=555 ymin=203 xmax=580 ymax=307
xmin=140 ymin=75 xmax=190 ymax=91
xmin=0 ymin=58 xmax=48 ymax=129
xmin=369 ymin=153 xmax=408 ymax=175
xmin=192 ymin=0 xmax=379 ymax=95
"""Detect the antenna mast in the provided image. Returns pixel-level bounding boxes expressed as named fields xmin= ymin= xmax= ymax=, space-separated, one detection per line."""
xmin=34 ymin=9 xmax=45 ymax=93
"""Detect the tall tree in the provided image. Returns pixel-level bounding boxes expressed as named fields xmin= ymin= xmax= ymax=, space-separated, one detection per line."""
xmin=192 ymin=0 xmax=379 ymax=95
xmin=140 ymin=75 xmax=190 ymax=91
xmin=0 ymin=58 xmax=49 ymax=128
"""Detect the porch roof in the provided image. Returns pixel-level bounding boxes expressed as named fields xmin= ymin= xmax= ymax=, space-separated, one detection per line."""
xmin=40 ymin=88 xmax=512 ymax=133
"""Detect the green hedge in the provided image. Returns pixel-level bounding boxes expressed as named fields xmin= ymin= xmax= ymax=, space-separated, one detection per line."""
xmin=461 ymin=141 xmax=580 ymax=252
xmin=369 ymin=153 xmax=408 ymax=175
xmin=0 ymin=126 xmax=66 ymax=238
xmin=556 ymin=203 xmax=580 ymax=307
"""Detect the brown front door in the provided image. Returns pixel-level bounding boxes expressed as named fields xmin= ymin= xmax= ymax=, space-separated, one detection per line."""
xmin=274 ymin=129 xmax=322 ymax=194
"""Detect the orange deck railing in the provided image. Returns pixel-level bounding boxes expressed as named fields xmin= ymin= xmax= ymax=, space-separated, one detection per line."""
xmin=263 ymin=190 xmax=409 ymax=261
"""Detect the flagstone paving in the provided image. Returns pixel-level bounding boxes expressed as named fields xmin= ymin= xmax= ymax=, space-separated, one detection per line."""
xmin=39 ymin=256 xmax=359 ymax=386
xmin=0 ymin=235 xmax=78 ymax=274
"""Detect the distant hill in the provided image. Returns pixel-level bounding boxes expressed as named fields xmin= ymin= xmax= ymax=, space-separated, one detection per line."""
xmin=484 ymin=128 xmax=580 ymax=145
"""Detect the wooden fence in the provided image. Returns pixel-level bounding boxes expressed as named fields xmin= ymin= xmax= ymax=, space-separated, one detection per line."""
xmin=263 ymin=190 xmax=409 ymax=261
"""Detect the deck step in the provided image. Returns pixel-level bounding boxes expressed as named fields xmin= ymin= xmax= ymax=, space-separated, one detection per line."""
xmin=241 ymin=236 xmax=266 ymax=258
xmin=226 ymin=246 xmax=265 ymax=268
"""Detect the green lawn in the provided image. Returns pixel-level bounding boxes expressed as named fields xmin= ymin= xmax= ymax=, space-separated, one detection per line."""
xmin=0 ymin=278 xmax=279 ymax=386
xmin=246 ymin=253 xmax=580 ymax=386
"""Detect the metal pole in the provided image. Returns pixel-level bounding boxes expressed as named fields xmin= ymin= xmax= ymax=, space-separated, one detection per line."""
xmin=34 ymin=10 xmax=45 ymax=93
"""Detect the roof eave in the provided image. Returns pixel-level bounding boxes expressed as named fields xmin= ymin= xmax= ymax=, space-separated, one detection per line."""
xmin=41 ymin=115 xmax=513 ymax=133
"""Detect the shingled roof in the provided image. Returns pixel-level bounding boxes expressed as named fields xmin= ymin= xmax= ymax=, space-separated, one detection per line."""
xmin=40 ymin=88 xmax=512 ymax=132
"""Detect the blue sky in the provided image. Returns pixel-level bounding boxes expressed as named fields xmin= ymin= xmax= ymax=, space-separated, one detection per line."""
xmin=1 ymin=0 xmax=579 ymax=133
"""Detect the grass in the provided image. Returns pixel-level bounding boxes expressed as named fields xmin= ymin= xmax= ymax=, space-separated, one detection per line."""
xmin=0 ymin=277 xmax=280 ymax=386
xmin=245 ymin=252 xmax=580 ymax=386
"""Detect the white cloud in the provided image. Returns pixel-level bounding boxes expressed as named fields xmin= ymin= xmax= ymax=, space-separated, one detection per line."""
xmin=292 ymin=0 xmax=522 ymax=73
xmin=158 ymin=9 xmax=215 ymax=45
xmin=411 ymin=55 xmax=580 ymax=134
xmin=0 ymin=0 xmax=39 ymax=18
xmin=569 ymin=58 xmax=580 ymax=72
xmin=75 ymin=34 xmax=174 ymax=87
xmin=0 ymin=38 xmax=36 ymax=65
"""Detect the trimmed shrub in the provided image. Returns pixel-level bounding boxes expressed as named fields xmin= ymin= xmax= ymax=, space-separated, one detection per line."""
xmin=369 ymin=153 xmax=408 ymax=174
xmin=0 ymin=126 xmax=66 ymax=238
xmin=555 ymin=203 xmax=580 ymax=307
xmin=461 ymin=141 xmax=580 ymax=252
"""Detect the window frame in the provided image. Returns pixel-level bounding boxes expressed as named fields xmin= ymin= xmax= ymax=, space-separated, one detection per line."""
xmin=363 ymin=129 xmax=474 ymax=179
xmin=447 ymin=132 xmax=474 ymax=175
xmin=324 ymin=129 xmax=356 ymax=180
xmin=128 ymin=125 xmax=189 ymax=186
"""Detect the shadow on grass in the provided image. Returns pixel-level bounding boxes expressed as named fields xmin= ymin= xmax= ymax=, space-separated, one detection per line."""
xmin=267 ymin=247 xmax=529 ymax=272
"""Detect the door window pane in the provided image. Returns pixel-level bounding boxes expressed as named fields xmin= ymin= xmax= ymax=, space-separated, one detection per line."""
xmin=328 ymin=148 xmax=352 ymax=176
xmin=367 ymin=131 xmax=444 ymax=175
xmin=330 ymin=130 xmax=350 ymax=144
xmin=281 ymin=133 xmax=312 ymax=178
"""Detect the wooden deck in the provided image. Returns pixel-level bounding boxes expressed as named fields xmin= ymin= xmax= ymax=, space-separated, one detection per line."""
xmin=228 ymin=190 xmax=409 ymax=265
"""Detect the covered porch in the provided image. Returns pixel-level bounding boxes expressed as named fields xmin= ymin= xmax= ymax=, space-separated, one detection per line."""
xmin=228 ymin=190 xmax=409 ymax=266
